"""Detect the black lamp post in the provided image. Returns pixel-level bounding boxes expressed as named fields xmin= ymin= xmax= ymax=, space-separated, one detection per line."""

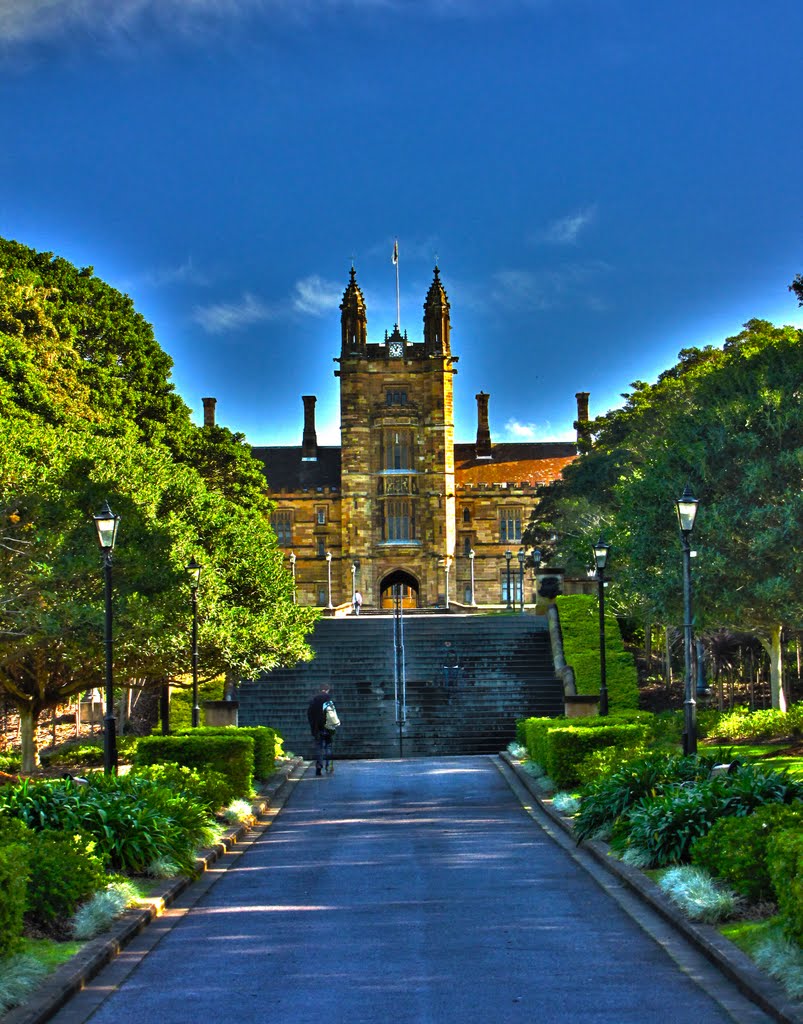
xmin=592 ymin=537 xmax=610 ymax=716
xmin=93 ymin=501 xmax=121 ymax=775
xmin=676 ymin=485 xmax=700 ymax=755
xmin=505 ymin=550 xmax=513 ymax=609
xmin=517 ymin=548 xmax=526 ymax=612
xmin=186 ymin=557 xmax=202 ymax=728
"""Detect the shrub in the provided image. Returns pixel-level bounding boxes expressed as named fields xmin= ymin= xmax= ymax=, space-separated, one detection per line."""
xmin=546 ymin=723 xmax=652 ymax=789
xmin=555 ymin=595 xmax=640 ymax=710
xmin=611 ymin=764 xmax=803 ymax=868
xmin=575 ymin=740 xmax=648 ymax=786
xmin=25 ymin=830 xmax=107 ymax=925
xmin=128 ymin=762 xmax=230 ymax=813
xmin=177 ymin=726 xmax=276 ymax=781
xmin=573 ymin=753 xmax=717 ymax=844
xmin=658 ymin=866 xmax=739 ymax=924
xmin=133 ymin=733 xmax=255 ymax=802
xmin=768 ymin=829 xmax=803 ymax=946
xmin=691 ymin=802 xmax=803 ymax=902
xmin=704 ymin=703 xmax=803 ymax=743
xmin=0 ymin=821 xmax=31 ymax=959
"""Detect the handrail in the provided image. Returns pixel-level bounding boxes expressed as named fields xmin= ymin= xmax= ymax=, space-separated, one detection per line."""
xmin=546 ymin=603 xmax=577 ymax=696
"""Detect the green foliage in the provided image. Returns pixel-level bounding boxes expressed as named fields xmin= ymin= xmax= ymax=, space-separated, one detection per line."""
xmin=24 ymin=830 xmax=107 ymax=924
xmin=691 ymin=802 xmax=803 ymax=902
xmin=574 ymin=752 xmax=717 ymax=843
xmin=704 ymin=703 xmax=803 ymax=743
xmin=133 ymin=733 xmax=255 ymax=802
xmin=658 ymin=865 xmax=739 ymax=924
xmin=177 ymin=725 xmax=276 ymax=781
xmin=0 ymin=824 xmax=31 ymax=958
xmin=128 ymin=762 xmax=230 ymax=813
xmin=612 ymin=765 xmax=803 ymax=867
xmin=768 ymin=829 xmax=803 ymax=945
xmin=169 ymin=676 xmax=225 ymax=732
xmin=546 ymin=723 xmax=650 ymax=789
xmin=554 ymin=596 xmax=640 ymax=710
xmin=575 ymin=741 xmax=648 ymax=785
xmin=0 ymin=774 xmax=217 ymax=876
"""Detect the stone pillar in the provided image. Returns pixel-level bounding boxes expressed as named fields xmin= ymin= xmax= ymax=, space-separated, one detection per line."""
xmin=202 ymin=397 xmax=217 ymax=428
xmin=302 ymin=395 xmax=318 ymax=461
xmin=475 ymin=391 xmax=492 ymax=459
xmin=575 ymin=392 xmax=590 ymax=449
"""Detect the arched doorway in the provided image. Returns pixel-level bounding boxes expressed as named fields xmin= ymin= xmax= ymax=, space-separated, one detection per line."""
xmin=380 ymin=569 xmax=419 ymax=609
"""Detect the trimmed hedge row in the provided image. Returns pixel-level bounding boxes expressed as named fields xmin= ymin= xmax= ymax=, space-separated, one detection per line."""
xmin=0 ymin=829 xmax=30 ymax=958
xmin=555 ymin=595 xmax=639 ymax=710
xmin=177 ymin=726 xmax=276 ymax=782
xmin=768 ymin=828 xmax=803 ymax=945
xmin=522 ymin=715 xmax=651 ymax=789
xmin=133 ymin=733 xmax=254 ymax=801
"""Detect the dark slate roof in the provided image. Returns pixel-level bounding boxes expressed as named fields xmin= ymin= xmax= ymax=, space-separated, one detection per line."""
xmin=454 ymin=442 xmax=577 ymax=487
xmin=252 ymin=446 xmax=342 ymax=492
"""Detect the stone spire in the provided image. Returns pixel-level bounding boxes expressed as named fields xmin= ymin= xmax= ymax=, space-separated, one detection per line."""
xmin=340 ymin=266 xmax=367 ymax=356
xmin=302 ymin=395 xmax=318 ymax=461
xmin=475 ymin=391 xmax=492 ymax=459
xmin=423 ymin=265 xmax=451 ymax=356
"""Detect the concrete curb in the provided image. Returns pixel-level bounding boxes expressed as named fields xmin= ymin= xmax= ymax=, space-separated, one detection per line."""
xmin=3 ymin=757 xmax=307 ymax=1024
xmin=499 ymin=751 xmax=803 ymax=1024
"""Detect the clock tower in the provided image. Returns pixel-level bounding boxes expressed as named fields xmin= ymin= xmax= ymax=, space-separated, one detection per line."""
xmin=336 ymin=266 xmax=458 ymax=608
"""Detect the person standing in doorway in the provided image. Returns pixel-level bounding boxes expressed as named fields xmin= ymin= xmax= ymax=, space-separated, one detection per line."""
xmin=307 ymin=685 xmax=334 ymax=775
xmin=353 ymin=590 xmax=363 ymax=616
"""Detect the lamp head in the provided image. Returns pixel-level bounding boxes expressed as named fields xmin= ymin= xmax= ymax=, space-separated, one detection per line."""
xmin=505 ymin=549 xmax=512 ymax=562
xmin=289 ymin=551 xmax=296 ymax=564
xmin=676 ymin=484 xmax=699 ymax=535
xmin=468 ymin=548 xmax=475 ymax=560
xmin=93 ymin=501 xmax=120 ymax=552
xmin=186 ymin=556 xmax=201 ymax=589
xmin=592 ymin=537 xmax=610 ymax=571
xmin=532 ymin=549 xmax=542 ymax=567
xmin=326 ymin=550 xmax=332 ymax=562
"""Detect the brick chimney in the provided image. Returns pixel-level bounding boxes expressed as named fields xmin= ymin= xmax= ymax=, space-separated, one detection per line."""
xmin=475 ymin=392 xmax=492 ymax=459
xmin=575 ymin=392 xmax=590 ymax=449
xmin=202 ymin=397 xmax=216 ymax=428
xmin=302 ymin=395 xmax=318 ymax=461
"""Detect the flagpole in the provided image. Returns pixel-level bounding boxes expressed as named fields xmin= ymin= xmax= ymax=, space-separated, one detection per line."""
xmin=393 ymin=239 xmax=400 ymax=329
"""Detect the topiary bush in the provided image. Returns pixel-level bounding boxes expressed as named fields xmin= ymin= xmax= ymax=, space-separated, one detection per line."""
xmin=128 ymin=762 xmax=230 ymax=813
xmin=133 ymin=733 xmax=254 ymax=802
xmin=690 ymin=802 xmax=803 ymax=902
xmin=177 ymin=726 xmax=276 ymax=781
xmin=546 ymin=723 xmax=650 ymax=789
xmin=555 ymin=595 xmax=640 ymax=710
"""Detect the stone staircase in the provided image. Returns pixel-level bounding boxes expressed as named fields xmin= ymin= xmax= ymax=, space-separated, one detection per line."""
xmin=236 ymin=613 xmax=563 ymax=759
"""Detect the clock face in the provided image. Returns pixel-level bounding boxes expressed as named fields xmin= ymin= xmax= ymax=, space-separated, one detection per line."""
xmin=388 ymin=341 xmax=403 ymax=358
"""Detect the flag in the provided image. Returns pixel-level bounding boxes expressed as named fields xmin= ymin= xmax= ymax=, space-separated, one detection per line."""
xmin=392 ymin=239 xmax=398 ymax=265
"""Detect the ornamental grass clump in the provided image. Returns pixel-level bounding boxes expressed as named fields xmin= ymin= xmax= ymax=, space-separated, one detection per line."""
xmin=551 ymin=792 xmax=581 ymax=816
xmin=0 ymin=955 xmax=48 ymax=1013
xmin=752 ymin=926 xmax=803 ymax=1000
xmin=222 ymin=799 xmax=256 ymax=825
xmin=658 ymin=866 xmax=739 ymax=924
xmin=71 ymin=880 xmax=142 ymax=940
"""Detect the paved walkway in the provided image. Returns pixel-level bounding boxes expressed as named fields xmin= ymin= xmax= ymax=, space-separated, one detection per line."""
xmin=51 ymin=757 xmax=774 ymax=1024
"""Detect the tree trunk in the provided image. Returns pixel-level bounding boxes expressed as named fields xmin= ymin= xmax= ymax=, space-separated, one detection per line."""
xmin=18 ymin=705 xmax=40 ymax=773
xmin=758 ymin=625 xmax=788 ymax=712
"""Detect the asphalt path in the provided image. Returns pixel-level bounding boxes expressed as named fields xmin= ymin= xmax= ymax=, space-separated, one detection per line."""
xmin=52 ymin=756 xmax=774 ymax=1024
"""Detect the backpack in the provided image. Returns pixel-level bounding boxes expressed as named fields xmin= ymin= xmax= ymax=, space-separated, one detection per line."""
xmin=323 ymin=701 xmax=340 ymax=731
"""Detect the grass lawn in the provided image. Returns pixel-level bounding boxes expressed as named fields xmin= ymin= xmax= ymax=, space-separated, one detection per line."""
xmin=702 ymin=743 xmax=803 ymax=778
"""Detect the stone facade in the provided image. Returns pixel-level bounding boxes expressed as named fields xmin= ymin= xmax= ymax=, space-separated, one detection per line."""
xmin=243 ymin=266 xmax=584 ymax=611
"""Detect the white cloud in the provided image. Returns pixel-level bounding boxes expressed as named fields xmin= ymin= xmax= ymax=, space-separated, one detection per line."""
xmin=503 ymin=418 xmax=575 ymax=442
xmin=534 ymin=206 xmax=597 ymax=246
xmin=142 ymin=257 xmax=209 ymax=288
xmin=292 ymin=275 xmax=342 ymax=316
xmin=191 ymin=292 xmax=276 ymax=333
xmin=490 ymin=260 xmax=611 ymax=311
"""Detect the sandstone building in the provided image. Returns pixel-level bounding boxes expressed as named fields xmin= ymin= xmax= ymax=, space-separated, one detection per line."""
xmin=234 ymin=266 xmax=586 ymax=610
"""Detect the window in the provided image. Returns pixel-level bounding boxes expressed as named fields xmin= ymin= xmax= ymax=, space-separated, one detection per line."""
xmin=385 ymin=390 xmax=408 ymax=406
xmin=316 ymin=506 xmax=327 ymax=525
xmin=316 ymin=539 xmax=326 ymax=558
xmin=501 ymin=571 xmax=523 ymax=604
xmin=462 ymin=535 xmax=472 ymax=557
xmin=383 ymin=429 xmax=413 ymax=470
xmin=462 ymin=507 xmax=471 ymax=524
xmin=317 ymin=589 xmax=327 ymax=606
xmin=499 ymin=507 xmax=522 ymax=543
xmin=272 ymin=510 xmax=293 ymax=546
xmin=385 ymin=499 xmax=413 ymax=541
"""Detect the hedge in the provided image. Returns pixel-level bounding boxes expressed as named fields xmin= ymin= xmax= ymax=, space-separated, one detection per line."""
xmin=555 ymin=594 xmax=639 ymax=710
xmin=177 ymin=726 xmax=276 ymax=781
xmin=133 ymin=733 xmax=255 ymax=802
xmin=522 ymin=716 xmax=651 ymax=789
xmin=768 ymin=828 xmax=803 ymax=945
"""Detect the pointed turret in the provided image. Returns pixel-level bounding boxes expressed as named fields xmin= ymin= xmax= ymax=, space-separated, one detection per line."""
xmin=423 ymin=265 xmax=451 ymax=356
xmin=340 ymin=267 xmax=367 ymax=356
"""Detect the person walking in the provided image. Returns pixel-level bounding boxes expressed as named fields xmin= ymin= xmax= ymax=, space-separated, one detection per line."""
xmin=353 ymin=590 xmax=363 ymax=615
xmin=307 ymin=685 xmax=338 ymax=775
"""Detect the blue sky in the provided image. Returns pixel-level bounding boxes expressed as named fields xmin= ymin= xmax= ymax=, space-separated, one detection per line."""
xmin=1 ymin=0 xmax=801 ymax=447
